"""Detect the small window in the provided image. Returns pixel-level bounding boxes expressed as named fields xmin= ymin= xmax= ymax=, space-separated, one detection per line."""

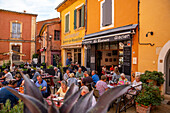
xmin=12 ymin=22 xmax=21 ymax=38
xmin=74 ymin=4 xmax=85 ymax=29
xmin=65 ymin=13 xmax=70 ymax=33
xmin=100 ymin=0 xmax=114 ymax=29
xmin=54 ymin=30 xmax=60 ymax=40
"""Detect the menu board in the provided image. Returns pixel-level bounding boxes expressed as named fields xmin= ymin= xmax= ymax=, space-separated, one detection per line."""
xmin=123 ymin=46 xmax=131 ymax=76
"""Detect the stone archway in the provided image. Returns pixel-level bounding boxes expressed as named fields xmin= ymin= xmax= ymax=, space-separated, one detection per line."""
xmin=158 ymin=40 xmax=170 ymax=94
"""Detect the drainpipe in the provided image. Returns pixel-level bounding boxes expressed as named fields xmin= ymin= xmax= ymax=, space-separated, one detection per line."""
xmin=138 ymin=0 xmax=154 ymax=46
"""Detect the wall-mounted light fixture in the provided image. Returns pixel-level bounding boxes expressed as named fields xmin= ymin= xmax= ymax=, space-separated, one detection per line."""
xmin=146 ymin=31 xmax=153 ymax=37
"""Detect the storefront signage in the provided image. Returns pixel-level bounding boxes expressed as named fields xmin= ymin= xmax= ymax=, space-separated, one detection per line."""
xmin=123 ymin=46 xmax=131 ymax=76
xmin=63 ymin=37 xmax=82 ymax=44
xmin=64 ymin=32 xmax=80 ymax=39
xmin=82 ymin=34 xmax=131 ymax=44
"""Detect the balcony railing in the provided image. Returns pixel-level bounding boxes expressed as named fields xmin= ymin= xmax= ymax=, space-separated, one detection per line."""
xmin=11 ymin=32 xmax=21 ymax=38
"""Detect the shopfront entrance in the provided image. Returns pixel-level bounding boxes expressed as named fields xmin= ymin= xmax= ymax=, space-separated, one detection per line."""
xmin=95 ymin=41 xmax=131 ymax=76
xmin=166 ymin=50 xmax=170 ymax=94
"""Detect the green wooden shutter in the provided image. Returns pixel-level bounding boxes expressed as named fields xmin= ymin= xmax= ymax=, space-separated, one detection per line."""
xmin=81 ymin=4 xmax=85 ymax=27
xmin=74 ymin=9 xmax=77 ymax=29
xmin=65 ymin=14 xmax=69 ymax=33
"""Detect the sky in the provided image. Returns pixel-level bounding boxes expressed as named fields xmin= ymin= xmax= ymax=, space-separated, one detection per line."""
xmin=0 ymin=0 xmax=64 ymax=21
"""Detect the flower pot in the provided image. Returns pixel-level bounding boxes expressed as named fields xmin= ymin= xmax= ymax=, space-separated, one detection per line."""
xmin=136 ymin=102 xmax=151 ymax=113
xmin=147 ymin=79 xmax=157 ymax=86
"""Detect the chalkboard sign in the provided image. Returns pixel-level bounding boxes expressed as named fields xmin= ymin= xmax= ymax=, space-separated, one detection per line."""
xmin=123 ymin=46 xmax=131 ymax=76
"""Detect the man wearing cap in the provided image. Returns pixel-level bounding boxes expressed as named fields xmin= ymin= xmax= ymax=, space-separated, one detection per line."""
xmin=0 ymin=69 xmax=13 ymax=86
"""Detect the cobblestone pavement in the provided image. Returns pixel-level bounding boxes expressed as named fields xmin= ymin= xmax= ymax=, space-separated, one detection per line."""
xmin=108 ymin=100 xmax=170 ymax=113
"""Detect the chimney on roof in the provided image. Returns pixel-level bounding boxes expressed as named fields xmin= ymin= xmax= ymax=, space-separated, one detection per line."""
xmin=23 ymin=10 xmax=26 ymax=13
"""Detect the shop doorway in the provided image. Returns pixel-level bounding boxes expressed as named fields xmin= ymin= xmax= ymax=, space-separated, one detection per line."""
xmin=96 ymin=51 xmax=102 ymax=75
xmin=12 ymin=45 xmax=20 ymax=61
xmin=166 ymin=50 xmax=170 ymax=94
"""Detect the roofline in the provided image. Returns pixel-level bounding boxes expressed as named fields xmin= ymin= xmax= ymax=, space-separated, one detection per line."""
xmin=84 ymin=24 xmax=138 ymax=39
xmin=55 ymin=0 xmax=67 ymax=10
xmin=36 ymin=17 xmax=60 ymax=23
xmin=0 ymin=9 xmax=38 ymax=16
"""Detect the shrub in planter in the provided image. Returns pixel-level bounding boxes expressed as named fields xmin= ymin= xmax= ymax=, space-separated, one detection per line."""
xmin=0 ymin=99 xmax=23 ymax=113
xmin=140 ymin=70 xmax=165 ymax=86
xmin=136 ymin=82 xmax=164 ymax=113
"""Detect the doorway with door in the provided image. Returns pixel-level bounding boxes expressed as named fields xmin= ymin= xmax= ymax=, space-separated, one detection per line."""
xmin=166 ymin=50 xmax=170 ymax=94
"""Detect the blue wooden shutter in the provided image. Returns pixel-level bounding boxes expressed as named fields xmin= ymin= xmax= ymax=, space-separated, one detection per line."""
xmin=74 ymin=9 xmax=77 ymax=29
xmin=102 ymin=0 xmax=112 ymax=27
xmin=81 ymin=4 xmax=85 ymax=27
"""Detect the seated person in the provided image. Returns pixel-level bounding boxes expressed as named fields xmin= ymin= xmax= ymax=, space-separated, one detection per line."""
xmin=67 ymin=73 xmax=78 ymax=87
xmin=63 ymin=69 xmax=70 ymax=81
xmin=118 ymin=73 xmax=129 ymax=85
xmin=110 ymin=64 xmax=114 ymax=71
xmin=101 ymin=69 xmax=106 ymax=75
xmin=35 ymin=75 xmax=48 ymax=98
xmin=0 ymin=69 xmax=13 ymax=86
xmin=82 ymin=71 xmax=93 ymax=86
xmin=102 ymin=65 xmax=107 ymax=72
xmin=76 ymin=68 xmax=84 ymax=78
xmin=56 ymin=80 xmax=69 ymax=98
xmin=0 ymin=79 xmax=19 ymax=107
xmin=15 ymin=74 xmax=23 ymax=87
xmin=132 ymin=75 xmax=142 ymax=91
xmin=91 ymin=70 xmax=99 ymax=85
xmin=112 ymin=67 xmax=120 ymax=83
xmin=96 ymin=75 xmax=108 ymax=96
xmin=32 ymin=68 xmax=41 ymax=82
xmin=81 ymin=86 xmax=96 ymax=107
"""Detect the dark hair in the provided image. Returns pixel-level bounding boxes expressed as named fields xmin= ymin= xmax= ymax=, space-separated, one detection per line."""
xmin=101 ymin=75 xmax=107 ymax=80
xmin=15 ymin=74 xmax=22 ymax=79
xmin=9 ymin=79 xmax=18 ymax=85
xmin=36 ymin=75 xmax=42 ymax=78
xmin=4 ymin=69 xmax=9 ymax=72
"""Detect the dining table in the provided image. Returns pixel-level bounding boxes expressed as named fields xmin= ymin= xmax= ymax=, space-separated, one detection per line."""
xmin=45 ymin=96 xmax=64 ymax=107
xmin=42 ymin=75 xmax=54 ymax=86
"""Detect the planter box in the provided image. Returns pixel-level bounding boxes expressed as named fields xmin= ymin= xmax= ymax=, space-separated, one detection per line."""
xmin=147 ymin=79 xmax=157 ymax=86
xmin=136 ymin=103 xmax=151 ymax=113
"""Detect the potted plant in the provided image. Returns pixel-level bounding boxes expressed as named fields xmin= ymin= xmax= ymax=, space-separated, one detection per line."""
xmin=136 ymin=82 xmax=164 ymax=113
xmin=140 ymin=70 xmax=165 ymax=86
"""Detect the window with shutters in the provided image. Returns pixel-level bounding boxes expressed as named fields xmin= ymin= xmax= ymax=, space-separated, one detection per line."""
xmin=65 ymin=12 xmax=70 ymax=33
xmin=10 ymin=21 xmax=22 ymax=39
xmin=54 ymin=30 xmax=60 ymax=40
xmin=74 ymin=4 xmax=85 ymax=30
xmin=100 ymin=0 xmax=114 ymax=30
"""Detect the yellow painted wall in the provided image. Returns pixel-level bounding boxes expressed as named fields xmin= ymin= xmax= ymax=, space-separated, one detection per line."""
xmin=86 ymin=0 xmax=138 ymax=35
xmin=138 ymin=0 xmax=170 ymax=72
xmin=58 ymin=0 xmax=86 ymax=66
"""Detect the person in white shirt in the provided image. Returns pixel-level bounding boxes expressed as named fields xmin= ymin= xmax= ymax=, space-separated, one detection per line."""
xmin=133 ymin=75 xmax=142 ymax=91
xmin=0 ymin=69 xmax=13 ymax=86
xmin=81 ymin=86 xmax=96 ymax=107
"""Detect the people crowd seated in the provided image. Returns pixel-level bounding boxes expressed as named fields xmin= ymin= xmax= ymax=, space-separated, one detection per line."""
xmin=63 ymin=69 xmax=70 ymax=81
xmin=35 ymin=75 xmax=48 ymax=98
xmin=118 ymin=73 xmax=129 ymax=85
xmin=91 ymin=70 xmax=99 ymax=85
xmin=56 ymin=80 xmax=69 ymax=98
xmin=0 ymin=61 xmax=143 ymax=109
xmin=76 ymin=67 xmax=84 ymax=78
xmin=67 ymin=73 xmax=78 ymax=87
xmin=0 ymin=69 xmax=13 ymax=86
xmin=0 ymin=79 xmax=19 ymax=107
xmin=96 ymin=75 xmax=108 ymax=96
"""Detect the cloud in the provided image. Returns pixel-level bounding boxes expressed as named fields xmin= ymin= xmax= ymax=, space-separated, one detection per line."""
xmin=0 ymin=0 xmax=64 ymax=21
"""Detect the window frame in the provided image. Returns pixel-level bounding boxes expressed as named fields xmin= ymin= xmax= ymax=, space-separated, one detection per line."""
xmin=65 ymin=12 xmax=70 ymax=33
xmin=100 ymin=0 xmax=114 ymax=30
xmin=10 ymin=20 xmax=22 ymax=39
xmin=74 ymin=3 xmax=85 ymax=30
xmin=54 ymin=30 xmax=60 ymax=41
